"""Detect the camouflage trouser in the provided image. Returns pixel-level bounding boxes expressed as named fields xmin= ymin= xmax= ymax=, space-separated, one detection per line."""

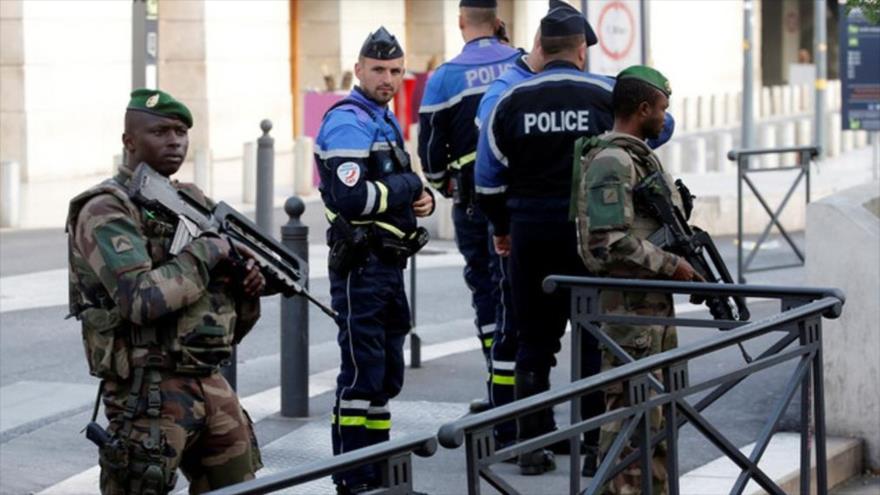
xmin=100 ymin=371 xmax=262 ymax=494
xmin=597 ymin=290 xmax=677 ymax=495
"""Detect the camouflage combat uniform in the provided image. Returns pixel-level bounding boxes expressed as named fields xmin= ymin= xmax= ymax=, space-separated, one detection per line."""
xmin=576 ymin=132 xmax=684 ymax=495
xmin=67 ymin=165 xmax=262 ymax=494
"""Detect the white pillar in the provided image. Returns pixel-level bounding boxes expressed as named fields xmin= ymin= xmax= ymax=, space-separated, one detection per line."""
xmin=778 ymin=120 xmax=796 ymax=166
xmin=697 ymin=95 xmax=711 ymax=130
xmin=826 ymin=113 xmax=842 ymax=157
xmin=0 ymin=161 xmax=21 ymax=228
xmin=796 ymin=118 xmax=813 ymax=147
xmin=761 ymin=86 xmax=772 ymax=118
xmin=664 ymin=141 xmax=683 ymax=174
xmin=293 ymin=136 xmax=314 ymax=196
xmin=855 ymin=130 xmax=868 ymax=148
xmin=714 ymin=132 xmax=735 ymax=173
xmin=759 ymin=123 xmax=778 ymax=168
xmin=242 ymin=141 xmax=256 ymax=204
xmin=781 ymin=85 xmax=794 ymax=115
xmin=771 ymin=85 xmax=783 ymax=116
xmin=685 ymin=136 xmax=707 ymax=174
xmin=842 ymin=130 xmax=855 ymax=153
xmin=193 ymin=149 xmax=212 ymax=196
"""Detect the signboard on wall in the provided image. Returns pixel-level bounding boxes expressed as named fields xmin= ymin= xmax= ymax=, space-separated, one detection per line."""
xmin=839 ymin=8 xmax=880 ymax=131
xmin=585 ymin=0 xmax=644 ymax=76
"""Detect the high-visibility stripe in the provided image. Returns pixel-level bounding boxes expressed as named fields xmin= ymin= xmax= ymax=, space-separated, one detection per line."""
xmin=324 ymin=208 xmax=406 ymax=239
xmin=482 ymin=337 xmax=494 ymax=349
xmin=332 ymin=414 xmax=367 ymax=426
xmin=365 ymin=419 xmax=392 ymax=430
xmin=375 ymin=181 xmax=389 ymax=213
xmin=448 ymin=151 xmax=476 ymax=170
xmin=491 ymin=374 xmax=516 ymax=386
xmin=362 ymin=182 xmax=378 ymax=215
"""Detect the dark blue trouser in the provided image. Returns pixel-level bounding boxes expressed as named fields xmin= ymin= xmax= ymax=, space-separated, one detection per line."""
xmin=452 ymin=201 xmax=516 ymax=444
xmin=508 ymin=219 xmax=603 ymax=445
xmin=329 ymin=254 xmax=411 ymax=489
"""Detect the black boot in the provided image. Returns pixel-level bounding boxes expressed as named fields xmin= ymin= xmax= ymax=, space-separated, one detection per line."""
xmin=515 ymin=370 xmax=556 ymax=476
xmin=469 ymin=397 xmax=492 ymax=413
xmin=581 ymin=445 xmax=599 ymax=477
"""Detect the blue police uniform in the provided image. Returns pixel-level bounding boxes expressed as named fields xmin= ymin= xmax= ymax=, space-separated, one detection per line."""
xmin=417 ymin=36 xmax=519 ymax=410
xmin=471 ymin=50 xmax=536 ymax=445
xmin=316 ymin=83 xmax=429 ymax=491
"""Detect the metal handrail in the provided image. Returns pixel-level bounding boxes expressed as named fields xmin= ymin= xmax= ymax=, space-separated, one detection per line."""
xmin=727 ymin=145 xmax=820 ymax=161
xmin=206 ymin=433 xmax=437 ymax=495
xmin=543 ymin=276 xmax=845 ymax=305
xmin=438 ymin=296 xmax=840 ymax=449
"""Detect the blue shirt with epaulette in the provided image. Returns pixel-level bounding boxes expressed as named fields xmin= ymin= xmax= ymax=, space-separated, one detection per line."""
xmin=417 ymin=37 xmax=520 ymax=191
xmin=315 ymin=86 xmax=425 ymax=242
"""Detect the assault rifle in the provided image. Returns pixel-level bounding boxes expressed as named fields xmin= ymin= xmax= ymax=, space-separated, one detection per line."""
xmin=633 ymin=172 xmax=750 ymax=322
xmin=128 ymin=162 xmax=338 ymax=320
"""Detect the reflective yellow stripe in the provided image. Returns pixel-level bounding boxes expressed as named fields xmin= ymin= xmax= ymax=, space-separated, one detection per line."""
xmin=332 ymin=414 xmax=367 ymax=426
xmin=482 ymin=337 xmax=494 ymax=349
xmin=448 ymin=151 xmax=476 ymax=170
xmin=326 ymin=208 xmax=406 ymax=239
xmin=491 ymin=374 xmax=516 ymax=386
xmin=365 ymin=419 xmax=392 ymax=430
xmin=375 ymin=181 xmax=389 ymax=213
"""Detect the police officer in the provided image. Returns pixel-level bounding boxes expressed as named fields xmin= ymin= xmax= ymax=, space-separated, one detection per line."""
xmin=315 ymin=27 xmax=434 ymax=495
xmin=417 ymin=0 xmax=520 ymax=415
xmin=477 ymin=4 xmax=613 ymax=476
xmin=575 ymin=66 xmax=701 ymax=495
xmin=67 ymin=89 xmax=265 ymax=494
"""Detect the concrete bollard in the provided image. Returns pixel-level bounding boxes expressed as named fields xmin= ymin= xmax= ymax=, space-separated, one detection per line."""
xmin=194 ymin=149 xmax=212 ymax=196
xmin=826 ymin=113 xmax=842 ymax=158
xmin=280 ymin=196 xmax=310 ymax=417
xmin=714 ymin=132 xmax=735 ymax=173
xmin=855 ymin=130 xmax=868 ymax=148
xmin=256 ymin=119 xmax=275 ymax=234
xmin=685 ymin=136 xmax=707 ymax=174
xmin=778 ymin=121 xmax=797 ymax=166
xmin=0 ymin=160 xmax=21 ymax=228
xmin=293 ymin=136 xmax=314 ymax=197
xmin=842 ymin=130 xmax=855 ymax=153
xmin=664 ymin=140 xmax=683 ymax=174
xmin=771 ymin=86 xmax=783 ymax=116
xmin=243 ymin=142 xmax=256 ymax=204
xmin=758 ymin=123 xmax=779 ymax=168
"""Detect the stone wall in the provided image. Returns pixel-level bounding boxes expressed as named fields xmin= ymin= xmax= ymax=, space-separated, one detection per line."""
xmin=806 ymin=181 xmax=880 ymax=470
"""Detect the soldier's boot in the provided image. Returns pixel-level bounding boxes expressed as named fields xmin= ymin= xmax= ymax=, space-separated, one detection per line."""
xmin=469 ymin=398 xmax=492 ymax=413
xmin=582 ymin=445 xmax=599 ymax=477
xmin=515 ymin=371 xmax=556 ymax=476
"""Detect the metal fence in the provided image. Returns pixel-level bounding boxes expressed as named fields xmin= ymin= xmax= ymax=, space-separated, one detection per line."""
xmin=205 ymin=433 xmax=437 ymax=495
xmin=437 ymin=276 xmax=844 ymax=495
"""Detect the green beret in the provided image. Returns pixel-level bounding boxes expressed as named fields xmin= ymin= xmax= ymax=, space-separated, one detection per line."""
xmin=127 ymin=88 xmax=193 ymax=128
xmin=618 ymin=65 xmax=672 ymax=96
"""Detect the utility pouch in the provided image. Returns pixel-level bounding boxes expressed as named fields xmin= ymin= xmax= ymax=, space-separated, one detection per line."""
xmin=328 ymin=216 xmax=370 ymax=275
xmin=450 ymin=170 xmax=474 ymax=206
xmin=80 ymin=307 xmax=131 ymax=380
xmin=377 ymin=227 xmax=430 ymax=262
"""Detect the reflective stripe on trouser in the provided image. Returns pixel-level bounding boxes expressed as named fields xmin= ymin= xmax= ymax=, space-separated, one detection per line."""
xmin=329 ymin=255 xmax=410 ymax=488
xmin=598 ymin=293 xmax=676 ymax=495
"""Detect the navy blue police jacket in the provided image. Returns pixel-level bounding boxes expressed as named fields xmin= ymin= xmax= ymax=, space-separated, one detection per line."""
xmin=479 ymin=60 xmax=675 ymax=235
xmin=315 ymin=86 xmax=425 ymax=244
xmin=417 ymin=36 xmax=520 ymax=193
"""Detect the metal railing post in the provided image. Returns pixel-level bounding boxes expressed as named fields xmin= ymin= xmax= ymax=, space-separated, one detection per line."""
xmin=409 ymin=257 xmax=421 ymax=368
xmin=281 ymin=197 xmax=309 ymax=417
xmin=256 ymin=119 xmax=274 ymax=235
xmin=737 ymin=154 xmax=745 ymax=283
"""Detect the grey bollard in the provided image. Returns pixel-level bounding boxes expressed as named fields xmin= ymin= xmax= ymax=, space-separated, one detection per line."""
xmin=0 ymin=160 xmax=21 ymax=228
xmin=194 ymin=149 xmax=212 ymax=196
xmin=243 ymin=142 xmax=256 ymax=204
xmin=257 ymin=119 xmax=275 ymax=234
xmin=281 ymin=196 xmax=309 ymax=417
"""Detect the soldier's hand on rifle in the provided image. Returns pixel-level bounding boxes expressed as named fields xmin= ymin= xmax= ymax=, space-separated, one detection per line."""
xmin=233 ymin=244 xmax=268 ymax=297
xmin=671 ymin=257 xmax=704 ymax=282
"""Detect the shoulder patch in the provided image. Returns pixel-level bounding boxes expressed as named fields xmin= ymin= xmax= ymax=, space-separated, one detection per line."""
xmin=111 ymin=235 xmax=134 ymax=253
xmin=337 ymin=162 xmax=361 ymax=187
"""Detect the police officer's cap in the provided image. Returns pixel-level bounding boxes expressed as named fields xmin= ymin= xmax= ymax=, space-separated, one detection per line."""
xmin=359 ymin=26 xmax=404 ymax=60
xmin=546 ymin=0 xmax=598 ymax=46
xmin=127 ymin=88 xmax=193 ymax=128
xmin=460 ymin=0 xmax=497 ymax=7
xmin=618 ymin=65 xmax=672 ymax=96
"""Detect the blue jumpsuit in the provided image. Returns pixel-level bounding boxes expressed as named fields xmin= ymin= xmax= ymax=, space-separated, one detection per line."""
xmin=316 ymin=86 xmax=427 ymax=489
xmin=477 ymin=60 xmax=675 ymax=443
xmin=417 ymin=37 xmax=520 ymax=411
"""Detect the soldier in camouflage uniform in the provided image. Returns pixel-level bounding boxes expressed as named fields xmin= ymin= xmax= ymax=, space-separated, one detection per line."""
xmin=575 ymin=66 xmax=703 ymax=494
xmin=67 ymin=89 xmax=266 ymax=494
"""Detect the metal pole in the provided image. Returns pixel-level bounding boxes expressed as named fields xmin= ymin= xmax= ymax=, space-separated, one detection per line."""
xmin=256 ymin=119 xmax=275 ymax=235
xmin=281 ymin=196 xmax=310 ymax=417
xmin=409 ymin=256 xmax=421 ymax=368
xmin=814 ymin=0 xmax=827 ymax=159
xmin=742 ymin=0 xmax=755 ymax=150
xmin=738 ymin=156 xmax=745 ymax=284
xmin=640 ymin=0 xmax=649 ymax=65
xmin=131 ymin=0 xmax=158 ymax=89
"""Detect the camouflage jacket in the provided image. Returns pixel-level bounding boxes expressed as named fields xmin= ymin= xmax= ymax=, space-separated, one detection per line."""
xmin=575 ymin=132 xmax=683 ymax=278
xmin=67 ymin=165 xmax=260 ymax=378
